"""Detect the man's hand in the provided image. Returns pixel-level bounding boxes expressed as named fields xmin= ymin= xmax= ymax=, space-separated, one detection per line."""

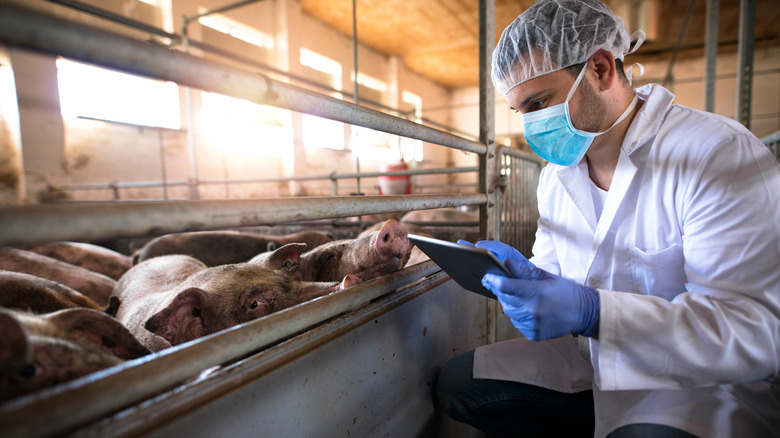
xmin=482 ymin=258 xmax=600 ymax=341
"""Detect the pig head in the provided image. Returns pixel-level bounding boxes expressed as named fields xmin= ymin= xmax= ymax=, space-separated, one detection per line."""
xmin=113 ymin=255 xmax=358 ymax=352
xmin=0 ymin=307 xmax=150 ymax=403
xmin=259 ymin=219 xmax=413 ymax=282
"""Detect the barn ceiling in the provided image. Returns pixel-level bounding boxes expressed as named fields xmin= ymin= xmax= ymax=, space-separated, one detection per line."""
xmin=300 ymin=0 xmax=780 ymax=90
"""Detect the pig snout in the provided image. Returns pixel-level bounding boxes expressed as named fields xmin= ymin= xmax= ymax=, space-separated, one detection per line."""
xmin=374 ymin=219 xmax=413 ymax=261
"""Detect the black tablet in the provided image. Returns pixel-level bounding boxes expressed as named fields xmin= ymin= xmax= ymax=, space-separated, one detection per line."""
xmin=407 ymin=233 xmax=514 ymax=299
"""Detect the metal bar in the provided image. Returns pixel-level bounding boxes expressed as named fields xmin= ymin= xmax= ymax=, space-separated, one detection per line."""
xmin=479 ymin=0 xmax=499 ymax=345
xmin=0 ymin=3 xmax=487 ymax=155
xmin=0 ymin=194 xmax=487 ymax=247
xmin=45 ymin=0 xmax=179 ymax=41
xmin=735 ymin=0 xmax=756 ymax=128
xmin=704 ymin=0 xmax=719 ymax=112
xmin=49 ymin=167 xmax=480 ymax=194
xmin=352 ymin=0 xmax=362 ymax=195
xmin=0 ymin=261 xmax=442 ymax=438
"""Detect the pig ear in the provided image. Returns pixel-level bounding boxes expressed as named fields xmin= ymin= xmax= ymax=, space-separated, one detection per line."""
xmin=337 ymin=274 xmax=362 ymax=291
xmin=145 ymin=287 xmax=208 ymax=346
xmin=0 ymin=311 xmax=30 ymax=374
xmin=253 ymin=243 xmax=306 ymax=281
xmin=45 ymin=308 xmax=151 ymax=360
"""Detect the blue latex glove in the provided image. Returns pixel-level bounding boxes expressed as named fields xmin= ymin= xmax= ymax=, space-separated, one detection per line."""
xmin=482 ymin=258 xmax=600 ymax=341
xmin=457 ymin=239 xmax=533 ymax=267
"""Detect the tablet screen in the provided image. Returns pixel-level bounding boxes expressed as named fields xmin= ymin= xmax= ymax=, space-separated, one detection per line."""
xmin=408 ymin=233 xmax=513 ymax=299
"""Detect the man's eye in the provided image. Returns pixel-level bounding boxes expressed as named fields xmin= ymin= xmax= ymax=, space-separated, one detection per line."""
xmin=529 ymin=98 xmax=547 ymax=111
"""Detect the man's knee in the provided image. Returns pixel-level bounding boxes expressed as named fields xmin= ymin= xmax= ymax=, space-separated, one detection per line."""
xmin=435 ymin=350 xmax=476 ymax=421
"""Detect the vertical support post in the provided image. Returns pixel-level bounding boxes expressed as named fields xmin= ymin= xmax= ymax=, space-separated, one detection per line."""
xmin=735 ymin=0 xmax=755 ymax=128
xmin=181 ymin=19 xmax=199 ymax=200
xmin=704 ymin=0 xmax=719 ymax=113
xmin=479 ymin=0 xmax=498 ymax=344
xmin=352 ymin=0 xmax=361 ymax=195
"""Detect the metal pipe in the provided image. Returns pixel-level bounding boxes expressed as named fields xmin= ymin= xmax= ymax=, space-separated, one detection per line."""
xmin=0 ymin=3 xmax=487 ymax=155
xmin=0 ymin=261 xmax=442 ymax=438
xmin=0 ymin=194 xmax=487 ymax=246
xmin=45 ymin=0 xmax=179 ymax=41
xmin=735 ymin=0 xmax=756 ymax=128
xmin=49 ymin=166 xmax=480 ymax=195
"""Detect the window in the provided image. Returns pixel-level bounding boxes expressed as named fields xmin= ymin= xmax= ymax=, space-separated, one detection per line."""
xmin=198 ymin=12 xmax=274 ymax=49
xmin=400 ymin=91 xmax=423 ymax=162
xmin=300 ymin=49 xmax=345 ymax=150
xmin=200 ymin=91 xmax=289 ymax=153
xmin=56 ymin=59 xmax=181 ymax=129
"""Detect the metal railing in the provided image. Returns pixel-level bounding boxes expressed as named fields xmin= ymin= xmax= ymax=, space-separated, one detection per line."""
xmin=47 ymin=166 xmax=480 ymax=201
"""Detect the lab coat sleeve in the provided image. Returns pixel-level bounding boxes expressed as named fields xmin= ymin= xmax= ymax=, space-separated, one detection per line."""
xmin=596 ymin=131 xmax=780 ymax=391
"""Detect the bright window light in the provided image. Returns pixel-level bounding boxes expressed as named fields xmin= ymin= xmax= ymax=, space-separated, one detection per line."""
xmin=303 ymin=114 xmax=344 ymax=150
xmin=400 ymin=91 xmax=423 ymax=162
xmin=57 ymin=59 xmax=181 ymax=129
xmin=353 ymin=72 xmax=387 ymax=92
xmin=300 ymin=49 xmax=341 ymax=76
xmin=200 ymin=92 xmax=289 ymax=152
xmin=198 ymin=12 xmax=274 ymax=49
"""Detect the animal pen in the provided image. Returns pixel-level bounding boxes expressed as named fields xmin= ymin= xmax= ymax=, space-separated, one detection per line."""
xmin=0 ymin=1 xmax=543 ymax=437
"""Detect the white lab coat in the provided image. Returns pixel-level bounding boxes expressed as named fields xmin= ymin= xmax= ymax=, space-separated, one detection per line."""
xmin=474 ymin=84 xmax=780 ymax=437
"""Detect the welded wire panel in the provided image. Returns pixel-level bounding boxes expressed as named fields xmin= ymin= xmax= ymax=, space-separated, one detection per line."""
xmin=498 ymin=152 xmax=541 ymax=258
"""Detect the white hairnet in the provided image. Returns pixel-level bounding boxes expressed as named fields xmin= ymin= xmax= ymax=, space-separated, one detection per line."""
xmin=492 ymin=0 xmax=641 ymax=95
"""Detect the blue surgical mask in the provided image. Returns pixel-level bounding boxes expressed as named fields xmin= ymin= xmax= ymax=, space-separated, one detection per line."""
xmin=521 ymin=65 xmax=639 ymax=166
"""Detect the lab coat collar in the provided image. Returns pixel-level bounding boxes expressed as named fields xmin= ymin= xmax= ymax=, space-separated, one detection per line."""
xmin=549 ymin=84 xmax=674 ymax=234
xmin=622 ymin=83 xmax=675 ymax=157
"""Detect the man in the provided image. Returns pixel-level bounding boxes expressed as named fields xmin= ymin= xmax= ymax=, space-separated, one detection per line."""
xmin=435 ymin=0 xmax=780 ymax=437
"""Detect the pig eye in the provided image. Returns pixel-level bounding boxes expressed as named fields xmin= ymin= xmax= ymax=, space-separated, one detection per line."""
xmin=11 ymin=364 xmax=38 ymax=382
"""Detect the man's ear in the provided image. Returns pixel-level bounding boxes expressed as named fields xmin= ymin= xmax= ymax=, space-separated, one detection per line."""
xmin=589 ymin=49 xmax=618 ymax=91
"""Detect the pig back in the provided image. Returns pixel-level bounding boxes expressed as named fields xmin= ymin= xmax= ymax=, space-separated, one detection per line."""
xmin=0 ymin=247 xmax=116 ymax=307
xmin=0 ymin=270 xmax=102 ymax=312
xmin=134 ymin=230 xmax=333 ymax=267
xmin=26 ymin=241 xmax=132 ymax=280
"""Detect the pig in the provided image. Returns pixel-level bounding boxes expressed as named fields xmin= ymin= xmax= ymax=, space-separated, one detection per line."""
xmin=113 ymin=255 xmax=360 ymax=352
xmin=0 ymin=307 xmax=150 ymax=403
xmin=250 ymin=219 xmax=414 ymax=282
xmin=0 ymin=271 xmax=102 ymax=313
xmin=0 ymin=247 xmax=116 ymax=307
xmin=25 ymin=241 xmax=132 ymax=281
xmin=133 ymin=230 xmax=334 ymax=267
